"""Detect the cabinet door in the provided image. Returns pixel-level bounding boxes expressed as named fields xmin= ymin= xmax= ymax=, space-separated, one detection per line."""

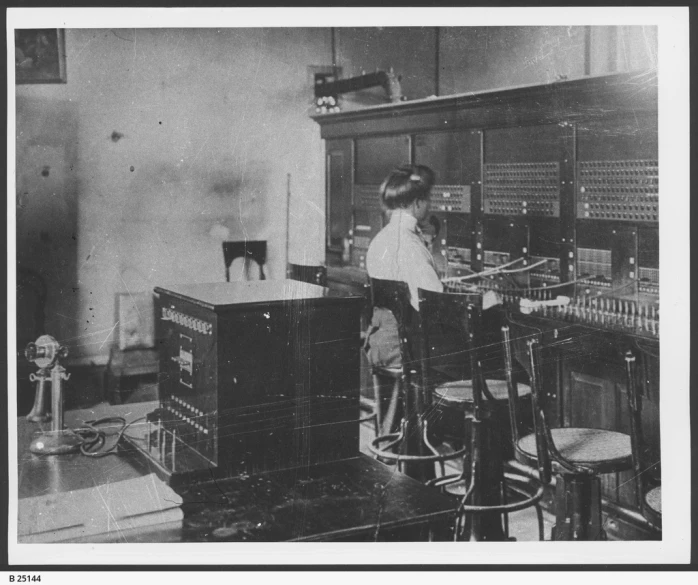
xmin=355 ymin=135 xmax=410 ymax=185
xmin=326 ymin=139 xmax=353 ymax=251
xmin=413 ymin=130 xmax=480 ymax=187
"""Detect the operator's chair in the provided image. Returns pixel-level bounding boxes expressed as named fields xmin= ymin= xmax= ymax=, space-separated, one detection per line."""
xmin=288 ymin=263 xmax=327 ymax=287
xmin=366 ymin=279 xmax=467 ymax=485
xmin=502 ymin=320 xmax=636 ymax=540
xmin=418 ymin=290 xmax=533 ymax=451
xmin=624 ymin=350 xmax=662 ymax=531
xmin=418 ymin=288 xmax=545 ymax=541
xmin=223 ymin=240 xmax=267 ymax=281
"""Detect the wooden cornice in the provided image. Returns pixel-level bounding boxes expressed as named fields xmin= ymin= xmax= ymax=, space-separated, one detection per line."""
xmin=312 ymin=70 xmax=657 ymax=139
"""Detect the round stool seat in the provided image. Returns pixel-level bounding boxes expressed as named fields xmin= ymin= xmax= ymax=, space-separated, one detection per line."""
xmin=434 ymin=379 xmax=531 ymax=407
xmin=518 ymin=428 xmax=632 ymax=473
xmin=645 ymin=486 xmax=662 ymax=516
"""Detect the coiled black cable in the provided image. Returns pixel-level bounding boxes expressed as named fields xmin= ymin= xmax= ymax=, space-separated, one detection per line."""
xmin=72 ymin=416 xmax=146 ymax=457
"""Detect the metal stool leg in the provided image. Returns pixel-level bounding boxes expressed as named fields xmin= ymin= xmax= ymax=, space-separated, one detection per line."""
xmin=535 ymin=503 xmax=545 ymax=541
xmin=503 ymin=481 xmax=548 ymax=541
xmin=501 ymin=480 xmax=510 ymax=539
xmin=553 ymin=474 xmax=604 ymax=540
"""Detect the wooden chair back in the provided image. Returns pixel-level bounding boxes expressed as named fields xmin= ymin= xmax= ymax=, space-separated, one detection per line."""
xmin=501 ymin=323 xmax=552 ymax=484
xmin=223 ymin=240 xmax=267 ymax=281
xmin=418 ymin=288 xmax=486 ymax=411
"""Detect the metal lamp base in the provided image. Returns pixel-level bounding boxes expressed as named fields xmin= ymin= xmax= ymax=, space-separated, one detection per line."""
xmin=29 ymin=430 xmax=83 ymax=455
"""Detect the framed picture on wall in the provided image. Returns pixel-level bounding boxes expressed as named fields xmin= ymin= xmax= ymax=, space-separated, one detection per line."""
xmin=15 ymin=29 xmax=66 ymax=84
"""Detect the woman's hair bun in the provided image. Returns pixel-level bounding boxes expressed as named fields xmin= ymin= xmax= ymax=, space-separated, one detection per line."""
xmin=379 ymin=164 xmax=435 ymax=210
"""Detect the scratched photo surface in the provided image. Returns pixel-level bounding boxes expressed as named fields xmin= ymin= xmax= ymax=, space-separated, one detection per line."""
xmin=9 ymin=9 xmax=690 ymax=567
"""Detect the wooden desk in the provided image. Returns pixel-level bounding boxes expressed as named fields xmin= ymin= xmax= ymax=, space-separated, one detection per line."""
xmin=17 ymin=402 xmax=185 ymax=543
xmin=178 ymin=454 xmax=456 ymax=542
xmin=18 ymin=401 xmax=158 ymax=500
xmin=17 ymin=402 xmax=457 ymax=542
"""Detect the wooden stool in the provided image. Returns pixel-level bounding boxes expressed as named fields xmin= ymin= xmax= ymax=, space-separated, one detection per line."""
xmin=502 ymin=324 xmax=636 ymax=541
xmin=367 ymin=279 xmax=466 ymax=484
xmin=517 ymin=427 xmax=631 ymax=540
xmin=432 ymin=379 xmax=531 ymax=451
xmin=418 ymin=289 xmax=547 ymax=541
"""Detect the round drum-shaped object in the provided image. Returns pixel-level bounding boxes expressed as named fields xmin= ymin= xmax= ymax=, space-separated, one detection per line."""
xmin=517 ymin=427 xmax=633 ymax=474
xmin=434 ymin=379 xmax=531 ymax=410
xmin=430 ymin=379 xmax=532 ymax=457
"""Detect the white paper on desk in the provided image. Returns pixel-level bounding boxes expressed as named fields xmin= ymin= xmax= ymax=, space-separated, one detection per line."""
xmin=18 ymin=472 xmax=183 ymax=543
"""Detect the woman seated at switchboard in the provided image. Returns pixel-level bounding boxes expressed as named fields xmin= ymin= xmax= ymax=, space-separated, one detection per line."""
xmin=364 ymin=164 xmax=501 ymax=368
xmin=363 ymin=165 xmax=501 ymax=433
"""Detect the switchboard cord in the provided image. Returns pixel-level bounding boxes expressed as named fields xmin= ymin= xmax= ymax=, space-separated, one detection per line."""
xmin=443 ymin=258 xmax=550 ymax=289
xmin=522 ymin=278 xmax=644 ymax=299
xmin=497 ymin=258 xmax=548 ymax=274
xmin=446 ymin=276 xmax=582 ymax=295
xmin=441 ymin=257 xmax=524 ymax=283
xmin=73 ymin=415 xmax=147 ymax=457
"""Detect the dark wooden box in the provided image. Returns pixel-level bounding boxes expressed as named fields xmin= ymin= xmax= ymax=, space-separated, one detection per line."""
xmin=146 ymin=280 xmax=362 ymax=483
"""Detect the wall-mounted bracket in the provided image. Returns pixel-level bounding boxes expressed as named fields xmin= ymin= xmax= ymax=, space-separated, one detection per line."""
xmin=314 ymin=69 xmax=405 ymax=104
